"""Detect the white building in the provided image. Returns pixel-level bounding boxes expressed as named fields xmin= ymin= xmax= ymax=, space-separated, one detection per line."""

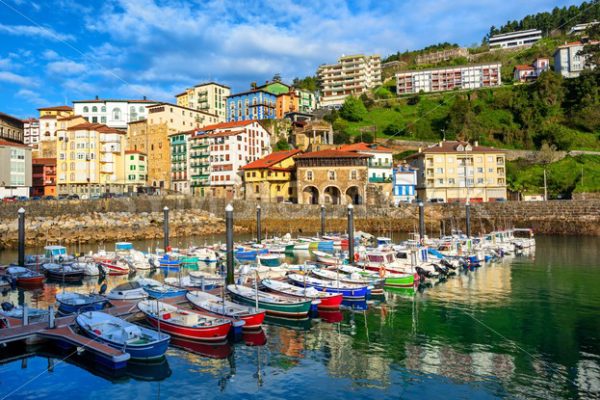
xmin=396 ymin=63 xmax=502 ymax=94
xmin=554 ymin=40 xmax=599 ymax=78
xmin=338 ymin=142 xmax=394 ymax=183
xmin=23 ymin=118 xmax=40 ymax=148
xmin=73 ymin=98 xmax=158 ymax=130
xmin=317 ymin=54 xmax=381 ymax=107
xmin=393 ymin=165 xmax=418 ymax=204
xmin=489 ymin=29 xmax=542 ymax=50
xmin=0 ymin=140 xmax=32 ymax=198
xmin=568 ymin=21 xmax=599 ymax=35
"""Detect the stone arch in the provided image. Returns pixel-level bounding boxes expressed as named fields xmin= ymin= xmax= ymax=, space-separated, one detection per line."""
xmin=324 ymin=186 xmax=342 ymax=205
xmin=302 ymin=185 xmax=319 ymax=204
xmin=346 ymin=186 xmax=362 ymax=205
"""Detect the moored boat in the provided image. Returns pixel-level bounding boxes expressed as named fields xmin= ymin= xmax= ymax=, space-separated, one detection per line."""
xmin=257 ymin=254 xmax=282 ymax=267
xmin=312 ymin=250 xmax=342 ymax=266
xmin=42 ymin=263 xmax=84 ymax=283
xmin=106 ymin=281 xmax=148 ymax=301
xmin=0 ymin=302 xmax=48 ymax=322
xmin=136 ymin=278 xmax=187 ymax=299
xmin=186 ymin=291 xmax=265 ymax=330
xmin=227 ymin=284 xmax=312 ymax=319
xmin=261 ymin=279 xmax=343 ymax=310
xmin=138 ymin=300 xmax=231 ymax=342
xmin=287 ymin=273 xmax=369 ymax=300
xmin=56 ymin=292 xmax=108 ymax=314
xmin=76 ymin=311 xmax=170 ymax=360
xmin=5 ymin=266 xmax=44 ymax=287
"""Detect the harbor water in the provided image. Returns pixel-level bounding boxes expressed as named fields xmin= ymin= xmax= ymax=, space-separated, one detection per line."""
xmin=0 ymin=235 xmax=599 ymax=399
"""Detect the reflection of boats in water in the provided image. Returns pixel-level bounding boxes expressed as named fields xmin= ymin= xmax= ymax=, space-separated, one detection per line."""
xmin=243 ymin=328 xmax=267 ymax=346
xmin=318 ymin=310 xmax=344 ymax=323
xmin=263 ymin=315 xmax=313 ymax=331
xmin=341 ymin=299 xmax=368 ymax=311
xmin=384 ymin=286 xmax=416 ymax=298
xmin=126 ymin=358 xmax=172 ymax=381
xmin=170 ymin=337 xmax=233 ymax=359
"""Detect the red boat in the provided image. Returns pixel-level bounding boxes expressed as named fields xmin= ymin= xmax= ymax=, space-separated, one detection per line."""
xmin=5 ymin=266 xmax=44 ymax=287
xmin=138 ymin=300 xmax=231 ymax=342
xmin=97 ymin=259 xmax=130 ymax=275
xmin=261 ymin=278 xmax=343 ymax=310
xmin=186 ymin=291 xmax=265 ymax=330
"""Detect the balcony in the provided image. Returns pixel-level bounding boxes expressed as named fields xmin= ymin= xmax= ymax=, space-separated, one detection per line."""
xmin=190 ymin=153 xmax=209 ymax=159
xmin=369 ymin=176 xmax=392 ymax=183
xmin=368 ymin=161 xmax=393 ymax=168
xmin=190 ymin=143 xmax=209 ymax=150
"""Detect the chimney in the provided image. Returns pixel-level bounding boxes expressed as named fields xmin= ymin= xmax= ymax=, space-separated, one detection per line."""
xmin=143 ymin=96 xmax=147 ymax=100
xmin=95 ymin=95 xmax=99 ymax=100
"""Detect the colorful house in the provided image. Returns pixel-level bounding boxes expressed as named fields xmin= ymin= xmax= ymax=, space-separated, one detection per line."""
xmin=187 ymin=132 xmax=211 ymax=197
xmin=124 ymin=150 xmax=147 ymax=193
xmin=226 ymin=89 xmax=276 ymax=122
xmin=168 ymin=130 xmax=192 ymax=194
xmin=392 ymin=164 xmax=417 ymax=205
xmin=31 ymin=158 xmax=56 ymax=197
xmin=241 ymin=149 xmax=301 ymax=203
xmin=338 ymin=142 xmax=394 ymax=183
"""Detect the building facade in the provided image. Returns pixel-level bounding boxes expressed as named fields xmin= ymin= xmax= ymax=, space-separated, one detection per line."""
xmin=513 ymin=58 xmax=550 ymax=82
xmin=31 ymin=158 xmax=56 ymax=197
xmin=568 ymin=21 xmax=600 ymax=35
xmin=168 ymin=131 xmax=191 ymax=194
xmin=175 ymin=82 xmax=230 ymax=122
xmin=37 ymin=115 xmax=88 ymax=158
xmin=187 ymin=132 xmax=211 ymax=197
xmin=406 ymin=140 xmax=507 ymax=203
xmin=415 ymin=47 xmax=469 ymax=65
xmin=242 ymin=149 xmax=301 ymax=203
xmin=317 ymin=54 xmax=382 ymax=107
xmin=295 ymin=150 xmax=370 ymax=205
xmin=396 ymin=63 xmax=502 ymax=94
xmin=290 ymin=120 xmax=334 ymax=152
xmin=554 ymin=40 xmax=599 ymax=78
xmin=338 ymin=142 xmax=394 ymax=183
xmin=56 ymin=122 xmax=127 ymax=196
xmin=0 ymin=141 xmax=31 ymax=198
xmin=124 ymin=150 xmax=147 ymax=193
xmin=0 ymin=112 xmax=24 ymax=143
xmin=23 ymin=118 xmax=40 ymax=149
xmin=226 ymin=89 xmax=277 ymax=122
xmin=73 ymin=98 xmax=157 ymax=130
xmin=489 ymin=29 xmax=542 ymax=50
xmin=295 ymin=89 xmax=316 ymax=113
xmin=275 ymin=91 xmax=298 ymax=119
xmin=392 ymin=165 xmax=417 ymax=205
xmin=127 ymin=102 xmax=219 ymax=190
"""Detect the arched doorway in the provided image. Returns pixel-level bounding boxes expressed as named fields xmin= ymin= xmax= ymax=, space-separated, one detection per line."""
xmin=324 ymin=186 xmax=341 ymax=205
xmin=302 ymin=186 xmax=319 ymax=204
xmin=346 ymin=186 xmax=362 ymax=205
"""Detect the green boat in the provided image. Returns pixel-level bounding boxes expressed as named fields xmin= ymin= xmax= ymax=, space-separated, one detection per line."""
xmin=384 ymin=286 xmax=415 ymax=297
xmin=384 ymin=273 xmax=415 ymax=288
xmin=227 ymin=284 xmax=312 ymax=319
xmin=180 ymin=256 xmax=199 ymax=270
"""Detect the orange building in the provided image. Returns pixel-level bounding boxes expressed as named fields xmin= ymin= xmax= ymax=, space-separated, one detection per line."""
xmin=31 ymin=158 xmax=57 ymax=197
xmin=275 ymin=92 xmax=298 ymax=119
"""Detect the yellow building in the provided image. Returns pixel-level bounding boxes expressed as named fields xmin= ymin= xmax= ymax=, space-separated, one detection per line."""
xmin=175 ymin=82 xmax=230 ymax=122
xmin=38 ymin=105 xmax=74 ymax=118
xmin=406 ymin=140 xmax=507 ymax=203
xmin=37 ymin=115 xmax=87 ymax=158
xmin=127 ymin=102 xmax=219 ymax=190
xmin=290 ymin=120 xmax=334 ymax=152
xmin=242 ymin=149 xmax=301 ymax=202
xmin=56 ymin=122 xmax=127 ymax=196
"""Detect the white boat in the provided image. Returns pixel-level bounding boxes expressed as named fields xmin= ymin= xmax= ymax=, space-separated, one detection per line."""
xmin=311 ymin=267 xmax=377 ymax=285
xmin=186 ymin=291 xmax=265 ymax=329
xmin=106 ymin=281 xmax=148 ymax=301
xmin=312 ymin=250 xmax=342 ymax=266
xmin=72 ymin=261 xmax=101 ymax=276
xmin=191 ymin=247 xmax=219 ymax=264
xmin=0 ymin=303 xmax=48 ymax=322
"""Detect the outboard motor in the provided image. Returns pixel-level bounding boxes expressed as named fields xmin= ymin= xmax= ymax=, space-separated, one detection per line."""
xmin=1 ymin=302 xmax=14 ymax=312
xmin=99 ymin=283 xmax=108 ymax=295
xmin=415 ymin=266 xmax=430 ymax=279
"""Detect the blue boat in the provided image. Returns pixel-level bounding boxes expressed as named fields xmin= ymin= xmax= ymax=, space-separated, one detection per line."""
xmin=76 ymin=311 xmax=170 ymax=360
xmin=287 ymin=273 xmax=370 ymax=300
xmin=316 ymin=240 xmax=335 ymax=252
xmin=235 ymin=247 xmax=268 ymax=262
xmin=137 ymin=278 xmax=187 ymax=299
xmin=159 ymin=254 xmax=182 ymax=271
xmin=56 ymin=292 xmax=107 ymax=314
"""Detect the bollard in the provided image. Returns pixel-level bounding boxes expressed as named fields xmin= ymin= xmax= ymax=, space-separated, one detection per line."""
xmin=320 ymin=205 xmax=326 ymax=237
xmin=256 ymin=205 xmax=262 ymax=244
xmin=465 ymin=201 xmax=471 ymax=238
xmin=22 ymin=305 xmax=29 ymax=326
xmin=48 ymin=305 xmax=55 ymax=329
xmin=225 ymin=204 xmax=234 ymax=285
xmin=18 ymin=208 xmax=25 ymax=267
xmin=347 ymin=204 xmax=354 ymax=265
xmin=163 ymin=206 xmax=169 ymax=250
xmin=418 ymin=201 xmax=425 ymax=243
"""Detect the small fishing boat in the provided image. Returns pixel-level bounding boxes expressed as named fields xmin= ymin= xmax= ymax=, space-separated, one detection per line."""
xmin=5 ymin=266 xmax=44 ymax=287
xmin=186 ymin=291 xmax=265 ymax=330
xmin=383 ymin=273 xmax=415 ymax=288
xmin=312 ymin=250 xmax=341 ymax=266
xmin=191 ymin=248 xmax=219 ymax=264
xmin=0 ymin=302 xmax=48 ymax=322
xmin=76 ymin=311 xmax=170 ymax=360
xmin=137 ymin=278 xmax=187 ymax=299
xmin=0 ymin=275 xmax=11 ymax=288
xmin=106 ymin=281 xmax=148 ymax=301
xmin=261 ymin=279 xmax=343 ymax=310
xmin=138 ymin=300 xmax=231 ymax=342
xmin=257 ymin=254 xmax=282 ymax=267
xmin=227 ymin=284 xmax=312 ymax=319
xmin=72 ymin=261 xmax=101 ymax=276
xmin=164 ymin=276 xmax=219 ymax=291
xmin=42 ymin=263 xmax=84 ymax=283
xmin=97 ymin=258 xmax=130 ymax=275
xmin=234 ymin=247 xmax=268 ymax=262
xmin=56 ymin=292 xmax=108 ymax=314
xmin=158 ymin=254 xmax=182 ymax=271
xmin=311 ymin=267 xmax=375 ymax=285
xmin=287 ymin=273 xmax=369 ymax=300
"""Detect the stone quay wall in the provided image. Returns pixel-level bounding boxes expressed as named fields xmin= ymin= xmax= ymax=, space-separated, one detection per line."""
xmin=0 ymin=196 xmax=599 ymax=249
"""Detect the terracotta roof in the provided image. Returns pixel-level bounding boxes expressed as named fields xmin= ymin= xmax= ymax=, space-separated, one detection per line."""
xmin=168 ymin=129 xmax=197 ymax=137
xmin=200 ymin=120 xmax=258 ymax=131
xmin=73 ymin=99 xmax=157 ymax=104
xmin=338 ymin=142 xmax=393 ymax=153
xmin=514 ymin=65 xmax=535 ymax=71
xmin=32 ymin=157 xmax=56 ymax=165
xmin=0 ymin=140 xmax=28 ymax=148
xmin=68 ymin=122 xmax=126 ymax=134
xmin=209 ymin=129 xmax=246 ymax=138
xmin=241 ymin=149 xmax=302 ymax=170
xmin=407 ymin=141 xmax=504 ymax=157
xmin=125 ymin=150 xmax=146 ymax=155
xmin=37 ymin=105 xmax=73 ymax=111
xmin=0 ymin=112 xmax=23 ymax=123
xmin=294 ymin=150 xmax=372 ymax=159
xmin=147 ymin=102 xmax=218 ymax=117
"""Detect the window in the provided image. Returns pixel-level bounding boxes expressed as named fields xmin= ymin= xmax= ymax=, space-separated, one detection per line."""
xmin=101 ymin=116 xmax=106 ymax=123
xmin=113 ymin=108 xmax=122 ymax=120
xmin=139 ymin=106 xmax=144 ymax=113
xmin=101 ymin=106 xmax=106 ymax=112
xmin=328 ymin=170 xmax=336 ymax=181
xmin=436 ymin=168 xmax=444 ymax=174
xmin=477 ymin=178 xmax=484 ymax=184
xmin=92 ymin=106 xmax=98 ymax=112
xmin=83 ymin=106 xmax=89 ymax=113
xmin=306 ymin=170 xmax=313 ymax=181
xmin=437 ymin=179 xmax=444 ymax=185
xmin=350 ymin=170 xmax=357 ymax=180
xmin=255 ymin=185 xmax=259 ymax=193
xmin=448 ymin=178 xmax=455 ymax=184
xmin=477 ymin=167 xmax=483 ymax=173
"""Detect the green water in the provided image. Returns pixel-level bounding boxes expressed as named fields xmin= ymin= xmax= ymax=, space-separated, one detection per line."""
xmin=0 ymin=235 xmax=599 ymax=399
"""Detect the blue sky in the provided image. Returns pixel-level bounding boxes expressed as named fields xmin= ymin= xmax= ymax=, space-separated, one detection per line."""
xmin=0 ymin=0 xmax=583 ymax=118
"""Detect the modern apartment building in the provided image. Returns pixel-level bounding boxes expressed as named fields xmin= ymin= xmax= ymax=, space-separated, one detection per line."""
xmin=0 ymin=140 xmax=31 ymax=198
xmin=242 ymin=149 xmax=301 ymax=203
xmin=168 ymin=131 xmax=191 ymax=194
xmin=406 ymin=140 xmax=507 ymax=203
xmin=56 ymin=122 xmax=127 ymax=196
xmin=31 ymin=158 xmax=56 ymax=197
xmin=554 ymin=40 xmax=599 ymax=78
xmin=127 ymin=102 xmax=219 ymax=190
xmin=317 ymin=54 xmax=382 ymax=107
xmin=187 ymin=131 xmax=211 ymax=197
xmin=226 ymin=89 xmax=277 ymax=122
xmin=73 ymin=98 xmax=157 ymax=130
xmin=338 ymin=142 xmax=394 ymax=183
xmin=0 ymin=112 xmax=24 ymax=143
xmin=124 ymin=150 xmax=147 ymax=193
xmin=415 ymin=47 xmax=469 ymax=65
xmin=23 ymin=118 xmax=40 ymax=149
xmin=568 ymin=21 xmax=599 ymax=35
xmin=489 ymin=29 xmax=542 ymax=50
xmin=396 ymin=63 xmax=502 ymax=94
xmin=175 ymin=82 xmax=230 ymax=122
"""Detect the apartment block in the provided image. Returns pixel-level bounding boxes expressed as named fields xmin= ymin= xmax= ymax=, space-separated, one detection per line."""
xmin=406 ymin=140 xmax=507 ymax=203
xmin=396 ymin=63 xmax=501 ymax=94
xmin=168 ymin=131 xmax=192 ymax=194
xmin=0 ymin=112 xmax=24 ymax=143
xmin=317 ymin=54 xmax=382 ymax=107
xmin=73 ymin=98 xmax=157 ymax=130
xmin=31 ymin=158 xmax=56 ymax=197
xmin=175 ymin=82 xmax=230 ymax=122
xmin=23 ymin=118 xmax=40 ymax=149
xmin=226 ymin=89 xmax=276 ymax=122
xmin=554 ymin=40 xmax=599 ymax=78
xmin=415 ymin=47 xmax=469 ymax=65
xmin=0 ymin=140 xmax=31 ymax=198
xmin=489 ymin=29 xmax=542 ymax=50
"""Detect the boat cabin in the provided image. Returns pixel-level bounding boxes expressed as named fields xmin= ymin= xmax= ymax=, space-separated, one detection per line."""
xmin=377 ymin=237 xmax=392 ymax=247
xmin=115 ymin=242 xmax=133 ymax=252
xmin=44 ymin=245 xmax=67 ymax=260
xmin=365 ymin=250 xmax=396 ymax=265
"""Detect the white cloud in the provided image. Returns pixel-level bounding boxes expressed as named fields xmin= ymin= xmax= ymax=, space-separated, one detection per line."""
xmin=0 ymin=71 xmax=36 ymax=86
xmin=42 ymin=49 xmax=60 ymax=60
xmin=46 ymin=60 xmax=87 ymax=75
xmin=0 ymin=23 xmax=74 ymax=41
xmin=15 ymin=89 xmax=47 ymax=106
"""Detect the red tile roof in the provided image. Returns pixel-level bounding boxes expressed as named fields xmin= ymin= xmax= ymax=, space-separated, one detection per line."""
xmin=68 ymin=122 xmax=126 ymax=134
xmin=514 ymin=64 xmax=535 ymax=71
xmin=200 ymin=120 xmax=259 ymax=131
xmin=37 ymin=105 xmax=73 ymax=111
xmin=338 ymin=142 xmax=393 ymax=153
xmin=32 ymin=157 xmax=56 ymax=165
xmin=241 ymin=149 xmax=302 ymax=170
xmin=294 ymin=150 xmax=372 ymax=159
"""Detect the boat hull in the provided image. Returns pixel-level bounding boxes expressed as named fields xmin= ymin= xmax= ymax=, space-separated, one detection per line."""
xmin=288 ymin=279 xmax=369 ymax=300
xmin=265 ymin=287 xmax=343 ymax=310
xmin=227 ymin=290 xmax=311 ymax=319
xmin=189 ymin=303 xmax=265 ymax=330
xmin=144 ymin=314 xmax=230 ymax=342
xmin=143 ymin=288 xmax=187 ymax=299
xmin=384 ymin=275 xmax=415 ymax=288
xmin=46 ymin=271 xmax=84 ymax=283
xmin=16 ymin=276 xmax=44 ymax=286
xmin=58 ymin=300 xmax=107 ymax=314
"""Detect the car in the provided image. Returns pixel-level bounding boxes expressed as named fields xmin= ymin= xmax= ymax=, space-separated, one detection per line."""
xmin=42 ymin=195 xmax=57 ymax=201
xmin=30 ymin=196 xmax=42 ymax=201
xmin=67 ymin=194 xmax=80 ymax=200
xmin=428 ymin=198 xmax=445 ymax=204
xmin=2 ymin=196 xmax=17 ymax=203
xmin=90 ymin=194 xmax=101 ymax=200
xmin=100 ymin=193 xmax=115 ymax=199
xmin=16 ymin=196 xmax=29 ymax=201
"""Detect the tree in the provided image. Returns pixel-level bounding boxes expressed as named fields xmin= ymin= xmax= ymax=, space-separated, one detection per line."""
xmin=333 ymin=131 xmax=351 ymax=144
xmin=272 ymin=73 xmax=282 ymax=82
xmin=274 ymin=137 xmax=291 ymax=151
xmin=383 ymin=121 xmax=404 ymax=136
xmin=354 ymin=132 xmax=374 ymax=143
xmin=340 ymin=96 xmax=367 ymax=122
xmin=292 ymin=76 xmax=318 ymax=92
